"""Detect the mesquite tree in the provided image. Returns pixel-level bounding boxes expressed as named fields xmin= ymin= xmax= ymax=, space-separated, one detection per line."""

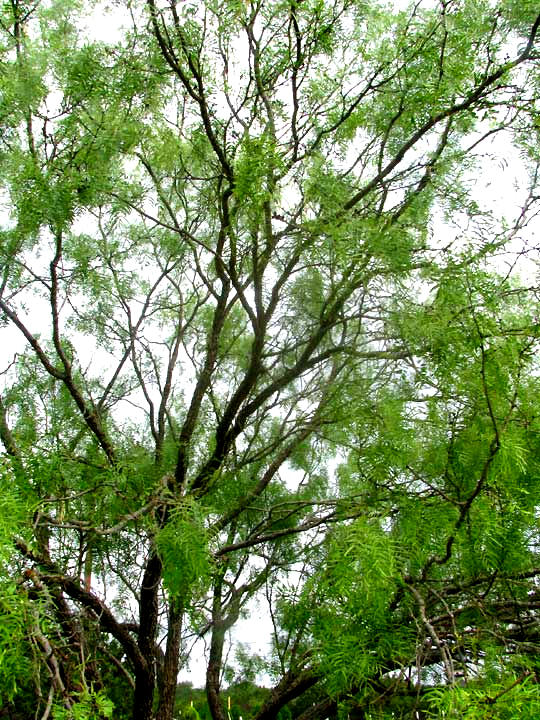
xmin=1 ymin=1 xmax=540 ymax=719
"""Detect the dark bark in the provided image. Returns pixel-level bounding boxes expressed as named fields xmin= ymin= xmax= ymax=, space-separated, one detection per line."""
xmin=253 ymin=669 xmax=320 ymax=720
xmin=296 ymin=697 xmax=338 ymax=720
xmin=206 ymin=623 xmax=227 ymax=720
xmin=156 ymin=599 xmax=184 ymax=720
xmin=15 ymin=538 xmax=145 ymax=674
xmin=133 ymin=666 xmax=157 ymax=720
xmin=206 ymin=574 xmax=228 ymax=720
xmin=133 ymin=549 xmax=162 ymax=720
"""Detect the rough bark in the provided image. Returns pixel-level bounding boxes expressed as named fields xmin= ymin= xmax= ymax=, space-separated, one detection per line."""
xmin=254 ymin=669 xmax=320 ymax=720
xmin=133 ymin=549 xmax=162 ymax=720
xmin=156 ymin=599 xmax=184 ymax=720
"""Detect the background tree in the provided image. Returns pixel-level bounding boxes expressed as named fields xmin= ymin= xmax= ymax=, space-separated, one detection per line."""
xmin=1 ymin=0 xmax=540 ymax=719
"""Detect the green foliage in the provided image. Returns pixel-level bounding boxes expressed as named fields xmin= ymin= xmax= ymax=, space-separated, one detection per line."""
xmin=0 ymin=463 xmax=33 ymax=702
xmin=176 ymin=705 xmax=201 ymax=720
xmin=1 ymin=0 xmax=540 ymax=718
xmin=234 ymin=135 xmax=279 ymax=205
xmin=426 ymin=670 xmax=540 ymax=719
xmin=0 ymin=581 xmax=32 ymax=703
xmin=297 ymin=519 xmax=408 ymax=696
xmin=156 ymin=498 xmax=214 ymax=601
xmin=0 ymin=459 xmax=28 ymax=560
xmin=52 ymin=689 xmax=115 ymax=720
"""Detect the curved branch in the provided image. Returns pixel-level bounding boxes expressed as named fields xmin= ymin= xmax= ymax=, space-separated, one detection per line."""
xmin=15 ymin=538 xmax=147 ymax=676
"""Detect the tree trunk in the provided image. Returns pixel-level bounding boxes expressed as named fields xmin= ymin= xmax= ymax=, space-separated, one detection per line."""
xmin=84 ymin=543 xmax=92 ymax=592
xmin=254 ymin=670 xmax=320 ymax=720
xmin=206 ymin=624 xmax=227 ymax=720
xmin=156 ymin=599 xmax=184 ymax=720
xmin=133 ymin=549 xmax=162 ymax=720
xmin=206 ymin=578 xmax=227 ymax=720
xmin=296 ymin=697 xmax=338 ymax=720
xmin=133 ymin=668 xmax=157 ymax=720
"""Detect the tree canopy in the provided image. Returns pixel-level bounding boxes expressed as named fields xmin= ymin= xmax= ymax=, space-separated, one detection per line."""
xmin=1 ymin=0 xmax=540 ymax=719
